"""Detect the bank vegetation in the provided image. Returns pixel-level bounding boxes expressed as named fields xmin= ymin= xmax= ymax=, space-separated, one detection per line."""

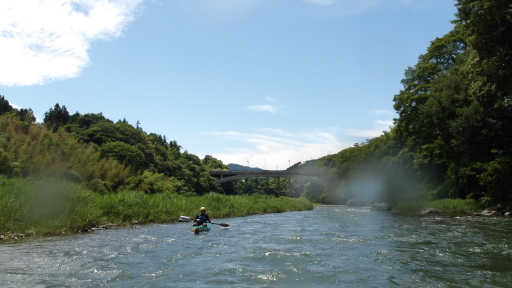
xmin=0 ymin=175 xmax=313 ymax=237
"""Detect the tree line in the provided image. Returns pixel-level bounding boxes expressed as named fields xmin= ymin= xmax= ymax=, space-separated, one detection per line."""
xmin=0 ymin=97 xmax=227 ymax=195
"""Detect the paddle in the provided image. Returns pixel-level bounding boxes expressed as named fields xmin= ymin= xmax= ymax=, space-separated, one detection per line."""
xmin=180 ymin=216 xmax=229 ymax=227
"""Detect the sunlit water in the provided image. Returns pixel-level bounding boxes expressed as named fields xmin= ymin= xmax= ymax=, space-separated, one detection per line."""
xmin=2 ymin=206 xmax=512 ymax=287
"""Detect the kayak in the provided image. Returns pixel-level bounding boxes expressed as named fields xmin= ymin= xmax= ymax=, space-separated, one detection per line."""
xmin=192 ymin=224 xmax=211 ymax=234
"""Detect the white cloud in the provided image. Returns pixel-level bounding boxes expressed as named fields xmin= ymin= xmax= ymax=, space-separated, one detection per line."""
xmin=0 ymin=0 xmax=143 ymax=86
xmin=246 ymin=105 xmax=278 ymax=114
xmin=208 ymin=129 xmax=349 ymax=169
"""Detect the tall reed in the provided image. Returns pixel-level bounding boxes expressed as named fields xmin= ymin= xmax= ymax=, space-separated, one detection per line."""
xmin=0 ymin=176 xmax=313 ymax=237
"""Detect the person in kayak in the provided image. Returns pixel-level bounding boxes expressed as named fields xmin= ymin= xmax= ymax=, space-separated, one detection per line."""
xmin=193 ymin=207 xmax=211 ymax=226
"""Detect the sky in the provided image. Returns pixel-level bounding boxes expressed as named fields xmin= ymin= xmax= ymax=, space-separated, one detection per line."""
xmin=0 ymin=0 xmax=457 ymax=170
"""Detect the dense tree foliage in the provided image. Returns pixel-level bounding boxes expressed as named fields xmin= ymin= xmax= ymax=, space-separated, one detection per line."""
xmin=0 ymin=104 xmax=224 ymax=195
xmin=317 ymin=0 xmax=512 ymax=205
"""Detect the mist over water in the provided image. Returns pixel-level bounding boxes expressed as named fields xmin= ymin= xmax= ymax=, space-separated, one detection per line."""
xmin=2 ymin=206 xmax=512 ymax=287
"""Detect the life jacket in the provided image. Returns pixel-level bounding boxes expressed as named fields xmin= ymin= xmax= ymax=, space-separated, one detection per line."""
xmin=197 ymin=214 xmax=208 ymax=222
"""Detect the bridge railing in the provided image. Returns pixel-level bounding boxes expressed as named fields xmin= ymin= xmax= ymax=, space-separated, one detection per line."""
xmin=208 ymin=169 xmax=324 ymax=184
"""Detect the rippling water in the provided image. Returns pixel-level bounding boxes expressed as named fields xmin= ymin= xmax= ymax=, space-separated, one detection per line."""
xmin=2 ymin=206 xmax=512 ymax=287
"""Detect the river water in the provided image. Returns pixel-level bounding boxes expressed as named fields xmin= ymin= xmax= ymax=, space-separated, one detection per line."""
xmin=1 ymin=205 xmax=512 ymax=287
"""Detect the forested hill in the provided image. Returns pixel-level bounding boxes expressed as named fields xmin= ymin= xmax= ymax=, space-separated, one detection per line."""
xmin=0 ymin=97 xmax=227 ymax=195
xmin=316 ymin=0 xmax=512 ymax=205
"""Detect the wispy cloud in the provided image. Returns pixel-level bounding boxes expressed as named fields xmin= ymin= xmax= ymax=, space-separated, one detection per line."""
xmin=344 ymin=123 xmax=393 ymax=138
xmin=176 ymin=0 xmax=393 ymax=24
xmin=372 ymin=109 xmax=394 ymax=116
xmin=246 ymin=105 xmax=278 ymax=114
xmin=0 ymin=0 xmax=143 ymax=86
xmin=345 ymin=129 xmax=386 ymax=138
xmin=173 ymin=0 xmax=260 ymax=23
xmin=300 ymin=0 xmax=387 ymax=14
xmin=208 ymin=129 xmax=349 ymax=169
xmin=199 ymin=0 xmax=259 ymax=17
xmin=301 ymin=0 xmax=337 ymax=6
xmin=343 ymin=111 xmax=394 ymax=138
xmin=375 ymin=119 xmax=393 ymax=126
xmin=256 ymin=128 xmax=296 ymax=138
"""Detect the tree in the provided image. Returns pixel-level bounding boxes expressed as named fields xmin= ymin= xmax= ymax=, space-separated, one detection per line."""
xmin=452 ymin=0 xmax=512 ymax=201
xmin=0 ymin=95 xmax=13 ymax=115
xmin=67 ymin=112 xmax=108 ymax=129
xmin=44 ymin=104 xmax=70 ymax=132
xmin=392 ymin=25 xmax=472 ymax=197
xmin=17 ymin=108 xmax=36 ymax=123
xmin=202 ymin=155 xmax=227 ymax=170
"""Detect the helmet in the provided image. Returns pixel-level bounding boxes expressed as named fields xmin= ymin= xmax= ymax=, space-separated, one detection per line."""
xmin=200 ymin=207 xmax=206 ymax=211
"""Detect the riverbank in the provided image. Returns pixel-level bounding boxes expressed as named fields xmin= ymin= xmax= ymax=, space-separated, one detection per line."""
xmin=0 ymin=176 xmax=313 ymax=239
xmin=394 ymin=198 xmax=487 ymax=214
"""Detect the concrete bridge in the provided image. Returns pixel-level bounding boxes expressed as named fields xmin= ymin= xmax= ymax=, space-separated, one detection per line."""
xmin=209 ymin=170 xmax=324 ymax=184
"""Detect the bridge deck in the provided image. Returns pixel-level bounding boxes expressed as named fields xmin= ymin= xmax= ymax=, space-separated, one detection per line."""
xmin=208 ymin=170 xmax=323 ymax=184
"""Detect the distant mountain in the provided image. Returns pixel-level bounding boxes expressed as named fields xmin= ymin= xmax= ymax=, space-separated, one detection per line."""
xmin=227 ymin=163 xmax=262 ymax=171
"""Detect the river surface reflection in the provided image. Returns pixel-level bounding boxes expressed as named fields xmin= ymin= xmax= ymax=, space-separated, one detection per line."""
xmin=1 ymin=205 xmax=512 ymax=287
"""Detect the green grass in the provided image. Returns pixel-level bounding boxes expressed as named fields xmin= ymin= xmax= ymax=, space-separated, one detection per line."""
xmin=394 ymin=198 xmax=486 ymax=214
xmin=0 ymin=176 xmax=313 ymax=237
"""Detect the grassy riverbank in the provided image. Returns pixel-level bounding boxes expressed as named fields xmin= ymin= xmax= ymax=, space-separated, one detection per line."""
xmin=0 ymin=176 xmax=313 ymax=238
xmin=394 ymin=198 xmax=486 ymax=214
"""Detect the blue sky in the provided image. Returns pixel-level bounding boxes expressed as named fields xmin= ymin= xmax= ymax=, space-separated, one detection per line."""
xmin=1 ymin=0 xmax=456 ymax=170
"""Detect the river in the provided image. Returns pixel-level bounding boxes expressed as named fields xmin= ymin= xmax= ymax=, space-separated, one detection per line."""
xmin=1 ymin=205 xmax=512 ymax=287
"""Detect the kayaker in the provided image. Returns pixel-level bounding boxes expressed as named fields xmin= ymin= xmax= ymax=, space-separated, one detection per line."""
xmin=193 ymin=207 xmax=211 ymax=226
